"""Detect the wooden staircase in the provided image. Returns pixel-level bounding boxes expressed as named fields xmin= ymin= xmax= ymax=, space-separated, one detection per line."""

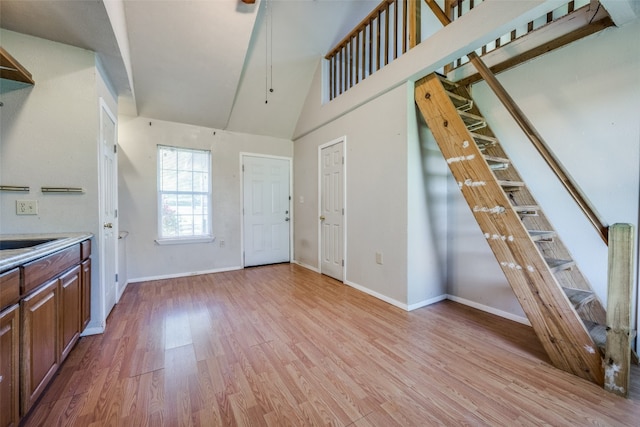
xmin=415 ymin=72 xmax=608 ymax=385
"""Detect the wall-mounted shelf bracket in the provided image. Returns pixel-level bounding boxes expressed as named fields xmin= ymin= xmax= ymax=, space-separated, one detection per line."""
xmin=0 ymin=47 xmax=34 ymax=85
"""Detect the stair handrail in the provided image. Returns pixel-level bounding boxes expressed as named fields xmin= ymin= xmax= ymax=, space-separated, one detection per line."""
xmin=424 ymin=0 xmax=609 ymax=245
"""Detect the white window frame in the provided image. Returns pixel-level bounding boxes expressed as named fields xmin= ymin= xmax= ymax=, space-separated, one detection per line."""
xmin=156 ymin=145 xmax=214 ymax=245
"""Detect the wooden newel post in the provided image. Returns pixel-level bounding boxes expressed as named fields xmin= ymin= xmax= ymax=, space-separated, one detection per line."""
xmin=605 ymin=223 xmax=635 ymax=397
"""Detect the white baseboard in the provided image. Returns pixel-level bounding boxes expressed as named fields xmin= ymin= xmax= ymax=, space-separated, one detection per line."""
xmin=344 ymin=280 xmax=447 ymax=312
xmin=128 ymin=265 xmax=243 ymax=283
xmin=446 ymin=294 xmax=531 ymax=325
xmin=292 ymin=259 xmax=320 ymax=273
xmin=344 ymin=280 xmax=410 ymax=310
xmin=116 ymin=280 xmax=129 ymax=301
xmin=407 ymin=294 xmax=448 ymax=311
xmin=81 ymin=325 xmax=105 ymax=336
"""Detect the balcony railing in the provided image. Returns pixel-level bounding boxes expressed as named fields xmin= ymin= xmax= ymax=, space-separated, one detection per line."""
xmin=445 ymin=0 xmax=592 ymax=71
xmin=324 ymin=0 xmax=421 ymax=101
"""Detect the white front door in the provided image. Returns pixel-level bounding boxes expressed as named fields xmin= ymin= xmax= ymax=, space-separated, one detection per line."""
xmin=320 ymin=140 xmax=344 ymax=281
xmin=99 ymin=99 xmax=118 ymax=320
xmin=243 ymin=155 xmax=291 ymax=267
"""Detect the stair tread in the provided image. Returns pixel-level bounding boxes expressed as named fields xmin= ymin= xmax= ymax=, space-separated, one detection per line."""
xmin=528 ymin=230 xmax=556 ymax=241
xmin=562 ymin=287 xmax=596 ymax=309
xmin=469 ymin=132 xmax=497 ymax=143
xmin=484 ymin=155 xmax=510 ymax=163
xmin=437 ymin=74 xmax=457 ymax=90
xmin=545 ymin=257 xmax=576 ymax=273
xmin=446 ymin=90 xmax=473 ymax=111
xmin=458 ymin=110 xmax=486 ymax=131
xmin=485 ymin=155 xmax=511 ymax=171
xmin=583 ymin=320 xmax=607 ymax=350
xmin=469 ymin=132 xmax=498 ymax=150
xmin=498 ymin=180 xmax=525 ymax=191
xmin=512 ymin=204 xmax=540 ymax=212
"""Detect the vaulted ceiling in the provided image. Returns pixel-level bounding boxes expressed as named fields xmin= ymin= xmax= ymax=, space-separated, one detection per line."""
xmin=0 ymin=0 xmax=378 ymax=139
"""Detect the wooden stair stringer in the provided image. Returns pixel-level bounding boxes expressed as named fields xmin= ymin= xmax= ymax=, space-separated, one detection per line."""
xmin=415 ymin=73 xmax=604 ymax=386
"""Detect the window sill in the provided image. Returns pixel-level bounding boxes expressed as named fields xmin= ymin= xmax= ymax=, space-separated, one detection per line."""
xmin=155 ymin=236 xmax=215 ymax=246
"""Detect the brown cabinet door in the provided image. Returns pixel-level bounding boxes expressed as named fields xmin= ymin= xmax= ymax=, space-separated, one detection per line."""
xmin=21 ymin=279 xmax=59 ymax=415
xmin=59 ymin=266 xmax=81 ymax=362
xmin=0 ymin=304 xmax=20 ymax=427
xmin=81 ymin=259 xmax=91 ymax=330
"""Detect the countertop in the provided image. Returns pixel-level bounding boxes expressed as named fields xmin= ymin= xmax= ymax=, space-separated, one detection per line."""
xmin=0 ymin=232 xmax=93 ymax=272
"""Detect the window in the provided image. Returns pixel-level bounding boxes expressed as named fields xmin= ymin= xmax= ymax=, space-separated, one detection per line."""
xmin=157 ymin=145 xmax=212 ymax=242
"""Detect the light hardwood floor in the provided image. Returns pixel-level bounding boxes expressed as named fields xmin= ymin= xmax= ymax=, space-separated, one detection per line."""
xmin=24 ymin=263 xmax=640 ymax=426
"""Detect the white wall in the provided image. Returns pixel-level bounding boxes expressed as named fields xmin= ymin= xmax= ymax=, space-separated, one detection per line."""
xmin=117 ymin=116 xmax=292 ymax=281
xmin=0 ymin=29 xmax=116 ymax=332
xmin=294 ymin=83 xmax=446 ymax=308
xmin=407 ymin=85 xmax=448 ymax=308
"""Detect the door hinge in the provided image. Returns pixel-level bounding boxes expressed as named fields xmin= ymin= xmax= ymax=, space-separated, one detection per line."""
xmin=342 ymin=208 xmax=344 ymax=215
xmin=113 ymin=144 xmax=117 ymax=154
xmin=342 ymin=260 xmax=344 ymax=266
xmin=115 ymin=273 xmax=118 ymax=282
xmin=115 ymin=209 xmax=118 ymax=218
xmin=342 ymin=157 xmax=344 ymax=164
xmin=242 ymin=164 xmax=245 ymax=172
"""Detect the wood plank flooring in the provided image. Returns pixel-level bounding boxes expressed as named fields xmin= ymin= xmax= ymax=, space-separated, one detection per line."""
xmin=23 ymin=264 xmax=640 ymax=426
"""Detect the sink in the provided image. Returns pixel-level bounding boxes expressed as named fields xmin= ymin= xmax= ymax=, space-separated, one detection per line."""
xmin=0 ymin=239 xmax=57 ymax=250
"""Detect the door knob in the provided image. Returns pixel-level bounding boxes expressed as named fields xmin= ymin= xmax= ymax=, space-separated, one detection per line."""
xmin=104 ymin=222 xmax=113 ymax=229
xmin=319 ymin=216 xmax=326 ymax=221
xmin=285 ymin=217 xmax=290 ymax=222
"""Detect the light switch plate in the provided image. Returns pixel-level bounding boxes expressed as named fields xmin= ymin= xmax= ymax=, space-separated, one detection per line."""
xmin=375 ymin=252 xmax=383 ymax=265
xmin=16 ymin=200 xmax=38 ymax=215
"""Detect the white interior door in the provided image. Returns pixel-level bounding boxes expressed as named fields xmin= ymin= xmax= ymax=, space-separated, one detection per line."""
xmin=320 ymin=141 xmax=344 ymax=281
xmin=99 ymin=99 xmax=118 ymax=320
xmin=243 ymin=155 xmax=291 ymax=267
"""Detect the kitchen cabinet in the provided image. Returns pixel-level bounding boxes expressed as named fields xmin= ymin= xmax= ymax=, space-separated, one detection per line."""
xmin=0 ymin=304 xmax=20 ymax=427
xmin=21 ymin=279 xmax=59 ymax=415
xmin=0 ymin=235 xmax=91 ymax=420
xmin=59 ymin=266 xmax=81 ymax=362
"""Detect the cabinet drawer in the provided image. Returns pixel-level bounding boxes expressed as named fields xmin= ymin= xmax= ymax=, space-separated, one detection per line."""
xmin=0 ymin=268 xmax=20 ymax=310
xmin=22 ymin=245 xmax=80 ymax=294
xmin=81 ymin=239 xmax=91 ymax=260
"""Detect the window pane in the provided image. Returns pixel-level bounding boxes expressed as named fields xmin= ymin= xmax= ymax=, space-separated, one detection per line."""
xmin=178 ymin=170 xmax=193 ymax=191
xmin=193 ymin=171 xmax=208 ymax=192
xmin=179 ymin=215 xmax=194 ymax=235
xmin=161 ymin=194 xmax=179 ymax=237
xmin=162 ymin=169 xmax=177 ymax=192
xmin=178 ymin=150 xmax=192 ymax=171
xmin=192 ymin=152 xmax=209 ymax=172
xmin=161 ymin=148 xmax=177 ymax=171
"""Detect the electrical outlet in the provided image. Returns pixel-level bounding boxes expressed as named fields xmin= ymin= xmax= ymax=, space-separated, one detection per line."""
xmin=16 ymin=200 xmax=38 ymax=215
xmin=219 ymin=239 xmax=225 ymax=248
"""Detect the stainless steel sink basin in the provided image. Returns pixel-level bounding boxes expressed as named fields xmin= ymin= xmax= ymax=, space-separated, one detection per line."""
xmin=0 ymin=238 xmax=57 ymax=250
